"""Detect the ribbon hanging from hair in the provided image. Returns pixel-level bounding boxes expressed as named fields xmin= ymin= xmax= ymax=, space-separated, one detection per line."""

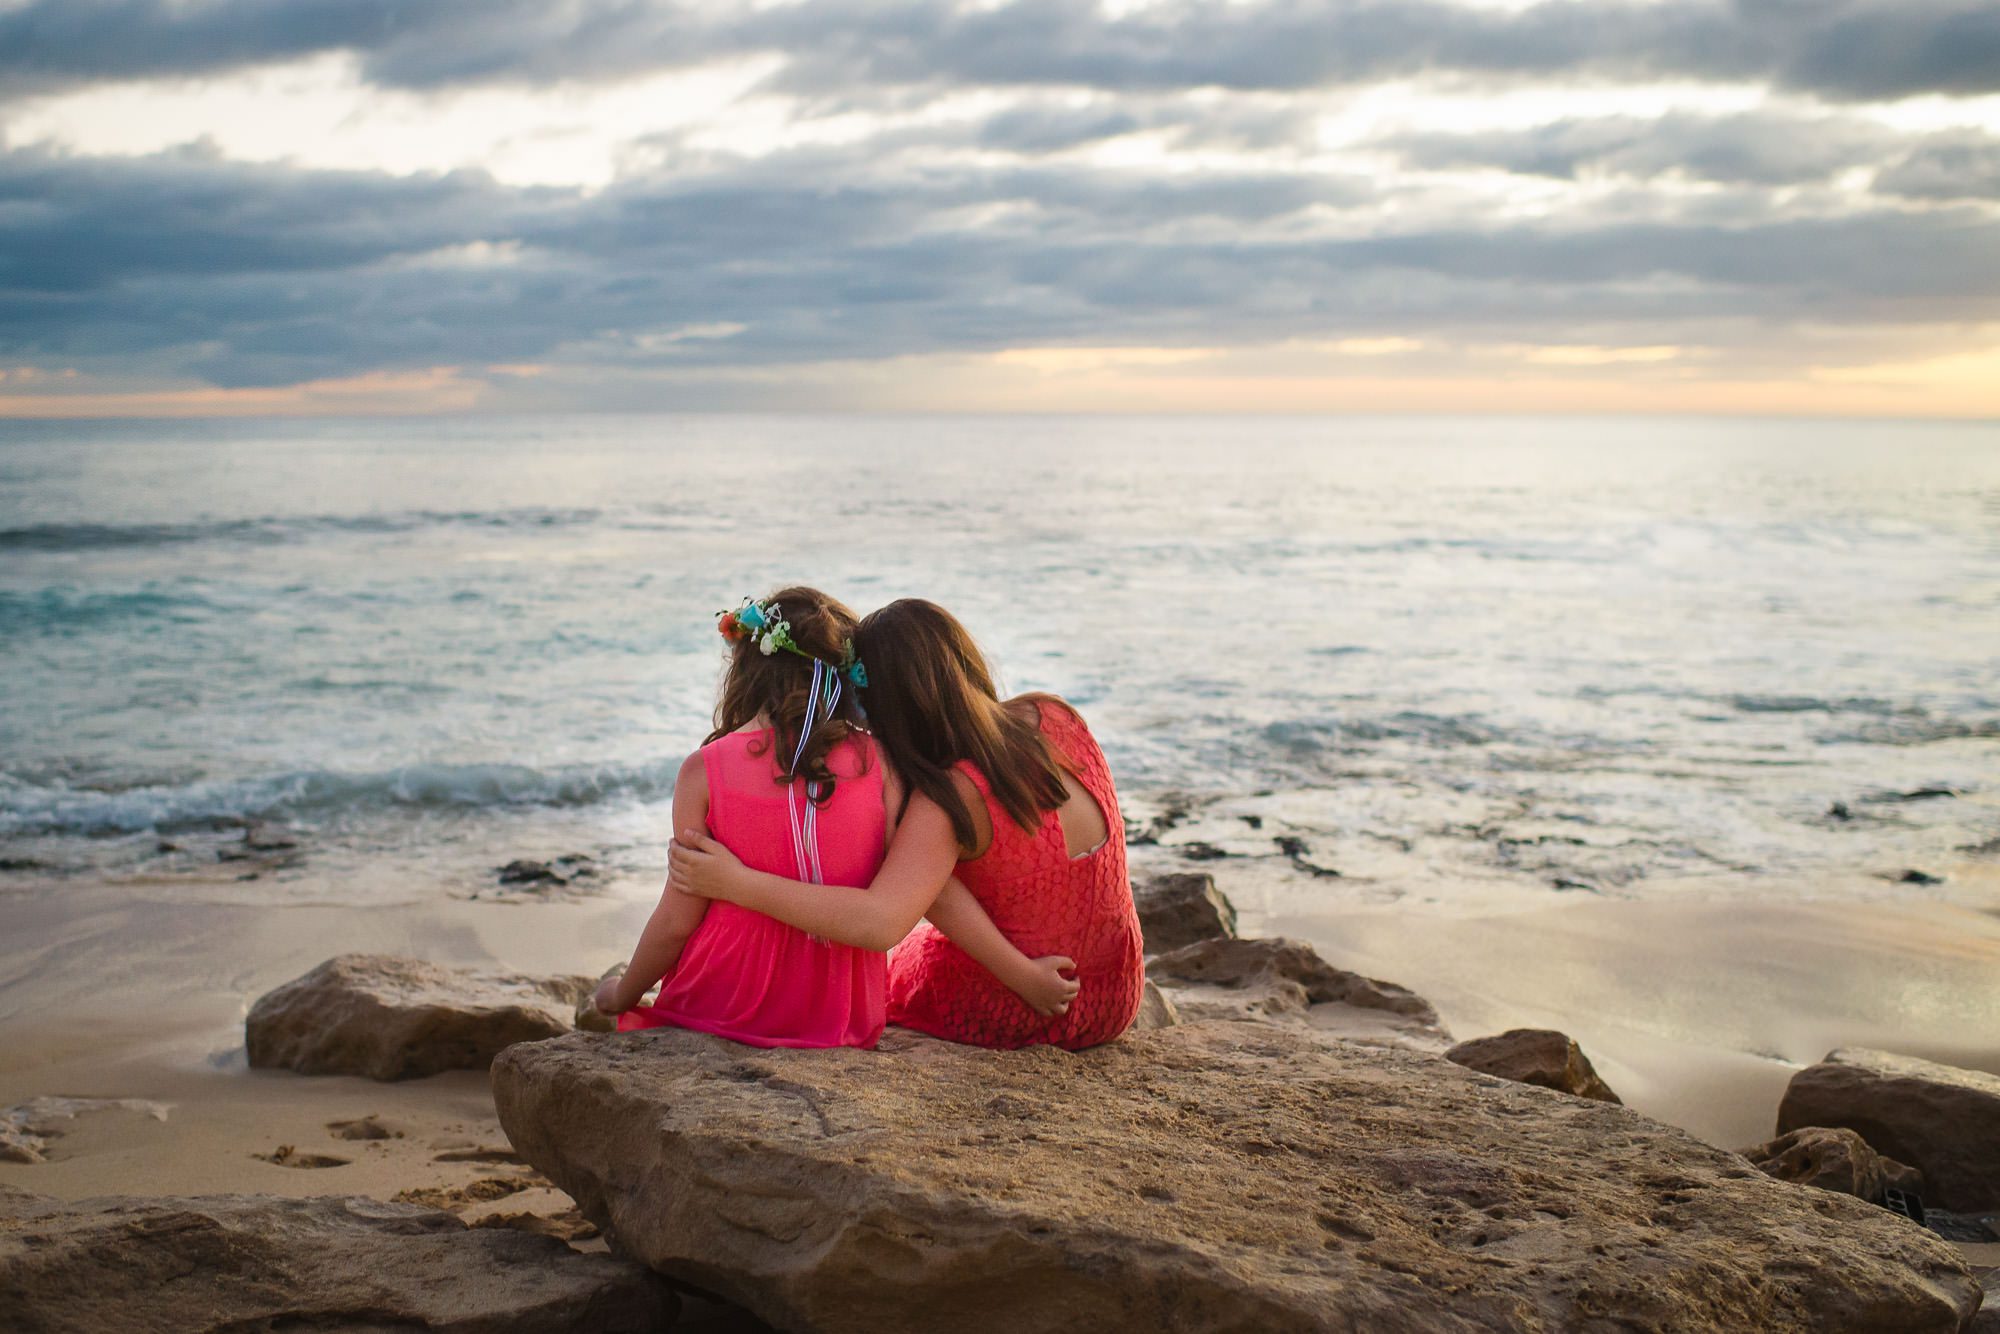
xmin=785 ymin=658 xmax=844 ymax=888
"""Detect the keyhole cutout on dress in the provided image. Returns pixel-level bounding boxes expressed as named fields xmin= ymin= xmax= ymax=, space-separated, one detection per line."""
xmin=1058 ymin=771 xmax=1109 ymax=860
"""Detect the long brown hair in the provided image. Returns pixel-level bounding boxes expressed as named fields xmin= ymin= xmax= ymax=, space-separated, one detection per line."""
xmin=707 ymin=586 xmax=867 ymax=802
xmin=854 ymin=599 xmax=1069 ymax=850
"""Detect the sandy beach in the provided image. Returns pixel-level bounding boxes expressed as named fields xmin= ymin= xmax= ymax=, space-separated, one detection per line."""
xmin=0 ymin=870 xmax=644 ymax=1227
xmin=6 ymin=857 xmax=1997 ymax=1220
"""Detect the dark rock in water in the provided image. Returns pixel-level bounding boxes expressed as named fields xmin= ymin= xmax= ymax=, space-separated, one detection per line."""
xmin=0 ymin=1187 xmax=674 ymax=1332
xmin=498 ymin=854 xmax=598 ymax=888
xmin=1125 ymin=799 xmax=1197 ymax=848
xmin=1147 ymin=936 xmax=1449 ymax=1051
xmin=499 ymin=858 xmax=563 ymax=886
xmin=1176 ymin=841 xmax=1232 ymax=861
xmin=1898 ymin=868 xmax=1945 ymax=886
xmin=1828 ymin=801 xmax=1853 ymax=821
xmin=1551 ymin=877 xmax=1600 ymax=893
xmin=243 ymin=820 xmax=299 ymax=851
xmin=216 ymin=822 xmax=303 ymax=870
xmin=1779 ymin=1048 xmax=2000 ymax=1213
xmin=1869 ymin=787 xmax=1962 ymax=804
xmin=1739 ymin=1126 xmax=1919 ymax=1205
xmin=1274 ymin=835 xmax=1342 ymax=877
xmin=492 ymin=1023 xmax=1981 ymax=1334
xmin=1446 ymin=1029 xmax=1623 ymax=1105
xmin=0 ymin=857 xmax=50 ymax=872
xmin=246 ymin=954 xmax=596 ymax=1081
xmin=1238 ymin=813 xmax=1263 ymax=829
xmin=1132 ymin=872 xmax=1237 ymax=954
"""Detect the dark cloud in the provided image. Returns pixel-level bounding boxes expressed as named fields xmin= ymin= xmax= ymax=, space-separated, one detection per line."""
xmin=2 ymin=0 xmax=1997 ymax=105
xmin=6 ymin=141 xmax=1996 ymax=392
xmin=1379 ymin=112 xmax=1900 ymax=187
xmin=6 ymin=2 xmax=1998 ymax=398
xmin=1874 ymin=132 xmax=2000 ymax=202
xmin=1376 ymin=113 xmax=2000 ymax=202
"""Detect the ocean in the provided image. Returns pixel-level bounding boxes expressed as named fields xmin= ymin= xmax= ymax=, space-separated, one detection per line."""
xmin=3 ymin=413 xmax=1995 ymax=912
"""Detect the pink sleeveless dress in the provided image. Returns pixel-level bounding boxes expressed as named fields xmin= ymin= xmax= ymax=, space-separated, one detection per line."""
xmin=888 ymin=700 xmax=1144 ymax=1050
xmin=618 ymin=730 xmax=888 ymax=1048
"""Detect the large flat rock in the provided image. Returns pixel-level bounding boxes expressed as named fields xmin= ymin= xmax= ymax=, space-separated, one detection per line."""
xmin=247 ymin=953 xmax=594 ymax=1081
xmin=0 ymin=1187 xmax=674 ymax=1333
xmin=1779 ymin=1048 xmax=2000 ymax=1213
xmin=493 ymin=1022 xmax=1980 ymax=1333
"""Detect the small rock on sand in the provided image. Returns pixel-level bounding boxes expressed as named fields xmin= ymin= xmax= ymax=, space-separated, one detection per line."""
xmin=1146 ymin=935 xmax=1449 ymax=1050
xmin=1779 ymin=1048 xmax=2000 ymax=1213
xmin=574 ymin=963 xmax=624 ymax=1034
xmin=1132 ymin=871 xmax=1238 ymax=954
xmin=1739 ymin=1125 xmax=1920 ymax=1205
xmin=325 ymin=1114 xmax=401 ymax=1141
xmin=1446 ymin=1029 xmax=1623 ymax=1105
xmin=246 ymin=954 xmax=595 ymax=1081
xmin=1129 ymin=978 xmax=1180 ymax=1030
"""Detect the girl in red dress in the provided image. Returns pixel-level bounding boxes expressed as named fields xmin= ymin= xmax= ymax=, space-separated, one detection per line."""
xmin=593 ymin=588 xmax=1072 ymax=1048
xmin=669 ymin=599 xmax=1144 ymax=1050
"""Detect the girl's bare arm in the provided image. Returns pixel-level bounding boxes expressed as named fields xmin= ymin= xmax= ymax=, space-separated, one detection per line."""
xmin=596 ymin=753 xmax=710 ymax=1014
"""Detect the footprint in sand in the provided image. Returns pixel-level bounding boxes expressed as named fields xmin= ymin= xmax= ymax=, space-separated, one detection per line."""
xmin=326 ymin=1115 xmax=403 ymax=1141
xmin=255 ymin=1144 xmax=350 ymax=1169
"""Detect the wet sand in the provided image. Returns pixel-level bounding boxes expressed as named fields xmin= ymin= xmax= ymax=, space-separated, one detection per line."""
xmin=1277 ymin=882 xmax=2000 ymax=1151
xmin=0 ymin=873 xmax=648 ymax=1221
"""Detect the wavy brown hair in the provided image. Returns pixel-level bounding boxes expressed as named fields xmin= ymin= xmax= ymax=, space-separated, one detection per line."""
xmin=707 ymin=586 xmax=867 ymax=803
xmin=853 ymin=598 xmax=1071 ymax=851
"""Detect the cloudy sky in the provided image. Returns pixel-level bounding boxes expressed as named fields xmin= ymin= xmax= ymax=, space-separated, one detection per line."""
xmin=2 ymin=0 xmax=1998 ymax=417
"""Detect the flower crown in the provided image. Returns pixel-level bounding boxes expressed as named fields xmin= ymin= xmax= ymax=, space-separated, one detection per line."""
xmin=718 ymin=597 xmax=868 ymax=688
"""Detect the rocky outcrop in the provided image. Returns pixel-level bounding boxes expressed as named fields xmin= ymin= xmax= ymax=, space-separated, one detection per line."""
xmin=494 ymin=1022 xmax=1981 ymax=1333
xmin=1445 ymin=1029 xmax=1622 ymax=1105
xmin=1741 ymin=1126 xmax=1922 ymax=1205
xmin=246 ymin=954 xmax=595 ymax=1081
xmin=1133 ymin=872 xmax=1237 ymax=953
xmin=1146 ymin=935 xmax=1450 ymax=1051
xmin=1778 ymin=1048 xmax=2000 ymax=1212
xmin=0 ymin=1187 xmax=674 ymax=1333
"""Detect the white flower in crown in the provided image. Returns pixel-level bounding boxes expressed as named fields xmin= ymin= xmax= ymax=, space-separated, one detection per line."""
xmin=759 ymin=631 xmax=778 ymax=655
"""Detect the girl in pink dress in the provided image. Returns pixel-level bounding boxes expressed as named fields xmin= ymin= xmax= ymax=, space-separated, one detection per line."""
xmin=592 ymin=587 xmax=1075 ymax=1048
xmin=668 ymin=599 xmax=1143 ymax=1050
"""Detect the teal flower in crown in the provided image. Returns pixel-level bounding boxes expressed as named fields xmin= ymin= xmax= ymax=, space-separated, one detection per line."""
xmin=736 ymin=599 xmax=770 ymax=633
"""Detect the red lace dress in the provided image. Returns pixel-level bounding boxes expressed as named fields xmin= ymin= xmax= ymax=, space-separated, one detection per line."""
xmin=887 ymin=699 xmax=1143 ymax=1049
